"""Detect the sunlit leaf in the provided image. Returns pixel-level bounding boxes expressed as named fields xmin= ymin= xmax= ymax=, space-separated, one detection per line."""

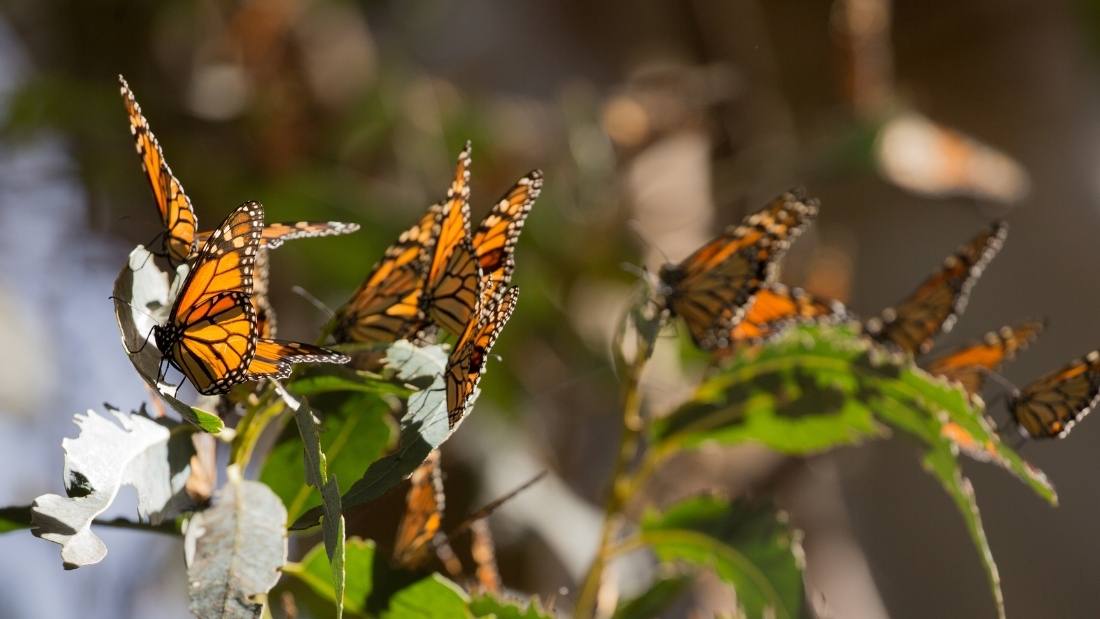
xmin=283 ymin=538 xmax=375 ymax=616
xmin=31 ymin=408 xmax=195 ymax=569
xmin=261 ymin=392 xmax=393 ymax=523
xmin=468 ymin=593 xmax=553 ymax=619
xmin=639 ymin=496 xmax=803 ymax=619
xmin=294 ymin=341 xmax=454 ymax=530
xmin=185 ymin=470 xmax=287 ymax=619
xmin=288 ymin=367 xmax=415 ymax=398
xmin=273 ymin=385 xmax=347 ymax=619
xmin=381 ymin=574 xmax=470 ymax=619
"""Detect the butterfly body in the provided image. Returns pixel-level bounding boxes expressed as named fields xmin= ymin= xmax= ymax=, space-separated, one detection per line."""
xmin=658 ymin=190 xmax=819 ymax=350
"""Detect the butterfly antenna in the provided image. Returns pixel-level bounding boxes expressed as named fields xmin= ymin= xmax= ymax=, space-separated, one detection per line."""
xmin=978 ymin=367 xmax=1021 ymax=400
xmin=626 ymin=219 xmax=672 ymax=264
xmin=291 ymin=285 xmax=336 ymax=319
xmin=446 ymin=470 xmax=549 ymax=541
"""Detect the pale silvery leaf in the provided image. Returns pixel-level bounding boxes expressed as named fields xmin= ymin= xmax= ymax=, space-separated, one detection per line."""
xmin=186 ymin=470 xmax=287 ymax=619
xmin=112 ymin=245 xmax=224 ymax=433
xmin=31 ymin=408 xmax=195 ymax=569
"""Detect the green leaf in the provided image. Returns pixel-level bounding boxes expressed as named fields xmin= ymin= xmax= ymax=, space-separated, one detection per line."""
xmin=288 ymin=368 xmax=414 ymax=398
xmin=294 ymin=341 xmax=455 ymax=530
xmin=652 ymin=324 xmax=886 ymax=454
xmin=382 ymin=574 xmax=471 ymax=619
xmin=260 ymin=393 xmax=392 ymax=524
xmin=274 ymin=387 xmax=348 ymax=619
xmin=611 ymin=576 xmax=691 ymax=619
xmin=284 ymin=538 xmax=375 ymax=615
xmin=111 ymin=245 xmax=224 ymax=434
xmin=185 ymin=470 xmax=287 ymax=619
xmin=640 ymin=496 xmax=803 ymax=619
xmin=923 ymin=447 xmax=1005 ymax=619
xmin=0 ymin=506 xmax=32 ymax=533
xmin=469 ymin=593 xmax=554 ymax=619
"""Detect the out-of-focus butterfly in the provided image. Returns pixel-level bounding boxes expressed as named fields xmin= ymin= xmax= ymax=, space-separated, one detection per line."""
xmin=1010 ymin=350 xmax=1100 ymax=439
xmin=469 ymin=519 xmax=501 ymax=593
xmin=393 ymin=450 xmax=451 ymax=569
xmin=657 ymin=190 xmax=819 ymax=350
xmin=924 ymin=320 xmax=1044 ymax=396
xmin=120 ymin=76 xmax=359 ymax=266
xmin=864 ymin=222 xmax=1007 ymax=355
xmin=446 ymin=284 xmax=519 ymax=428
xmin=716 ymin=283 xmax=847 ymax=352
xmin=152 ymin=202 xmax=348 ymax=395
xmin=332 ymin=209 xmax=437 ymax=344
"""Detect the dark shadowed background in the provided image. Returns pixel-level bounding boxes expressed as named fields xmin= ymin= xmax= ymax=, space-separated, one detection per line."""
xmin=1 ymin=1 xmax=1098 ymax=617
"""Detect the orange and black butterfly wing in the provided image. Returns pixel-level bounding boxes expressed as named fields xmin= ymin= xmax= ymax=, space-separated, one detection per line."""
xmin=423 ymin=144 xmax=482 ymax=336
xmin=1011 ymin=351 xmax=1100 ymax=439
xmin=724 ymin=284 xmax=848 ymax=348
xmin=252 ymin=249 xmax=277 ymax=338
xmin=119 ymin=75 xmax=197 ymax=264
xmin=446 ymin=286 xmax=519 ymax=429
xmin=333 ymin=208 xmax=438 ymax=344
xmin=658 ymin=191 xmax=819 ymax=350
xmin=172 ymin=202 xmax=264 ymax=313
xmin=924 ymin=320 xmax=1044 ymax=395
xmin=168 ymin=292 xmax=258 ymax=395
xmin=156 ymin=202 xmax=264 ymax=394
xmin=194 ymin=220 xmax=361 ymax=251
xmin=393 ymin=450 xmax=446 ymax=568
xmin=472 ymin=170 xmax=543 ymax=286
xmin=245 ymin=339 xmax=349 ymax=381
xmin=866 ymin=222 xmax=1007 ymax=355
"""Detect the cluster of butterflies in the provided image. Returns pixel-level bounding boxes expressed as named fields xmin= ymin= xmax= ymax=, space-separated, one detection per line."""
xmin=121 ymin=75 xmax=541 ymax=429
xmin=657 ymin=191 xmax=1100 ymax=441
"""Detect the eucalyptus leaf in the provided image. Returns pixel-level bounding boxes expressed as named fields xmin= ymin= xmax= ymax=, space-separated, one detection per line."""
xmin=468 ymin=593 xmax=554 ymax=619
xmin=288 ymin=367 xmax=415 ymax=398
xmin=294 ymin=341 xmax=457 ymax=530
xmin=111 ymin=245 xmax=223 ymax=433
xmin=185 ymin=472 xmax=287 ymax=619
xmin=283 ymin=538 xmax=375 ymax=615
xmin=260 ymin=393 xmax=392 ymax=523
xmin=31 ymin=408 xmax=194 ymax=569
xmin=381 ymin=574 xmax=470 ymax=619
xmin=272 ymin=384 xmax=347 ymax=619
xmin=640 ymin=496 xmax=803 ymax=619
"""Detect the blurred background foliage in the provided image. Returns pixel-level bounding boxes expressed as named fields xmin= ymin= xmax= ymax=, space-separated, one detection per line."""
xmin=3 ymin=0 xmax=1100 ymax=617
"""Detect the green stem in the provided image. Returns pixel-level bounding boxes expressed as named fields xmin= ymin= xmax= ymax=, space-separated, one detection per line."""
xmin=574 ymin=329 xmax=653 ymax=619
xmin=230 ymin=396 xmax=285 ymax=468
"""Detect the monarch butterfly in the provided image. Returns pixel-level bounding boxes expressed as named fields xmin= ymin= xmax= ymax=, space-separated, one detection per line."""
xmin=657 ymin=190 xmax=819 ymax=350
xmin=120 ymin=75 xmax=196 ymax=264
xmin=121 ymin=76 xmax=359 ymax=265
xmin=152 ymin=202 xmax=348 ymax=395
xmin=720 ymin=283 xmax=848 ymax=350
xmin=393 ymin=450 xmax=448 ymax=569
xmin=446 ymin=284 xmax=519 ymax=428
xmin=332 ymin=208 xmax=438 ymax=344
xmin=472 ymin=169 xmax=543 ymax=286
xmin=924 ymin=320 xmax=1044 ymax=396
xmin=865 ymin=222 xmax=1007 ymax=355
xmin=1010 ymin=350 xmax=1100 ymax=439
xmin=421 ymin=143 xmax=482 ymax=337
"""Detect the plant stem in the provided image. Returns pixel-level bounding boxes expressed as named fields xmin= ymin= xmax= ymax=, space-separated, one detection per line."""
xmin=574 ymin=328 xmax=653 ymax=619
xmin=230 ymin=395 xmax=285 ymax=468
